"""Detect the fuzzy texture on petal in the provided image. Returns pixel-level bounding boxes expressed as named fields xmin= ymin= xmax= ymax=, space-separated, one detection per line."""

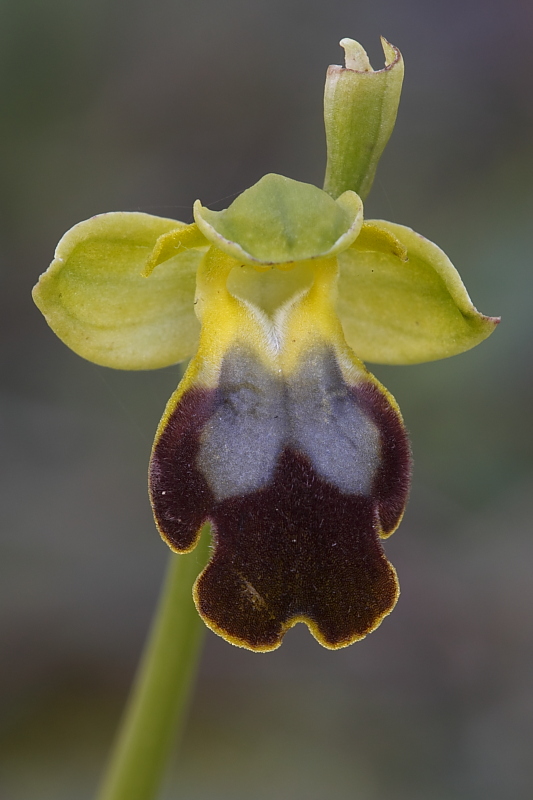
xmin=149 ymin=249 xmax=411 ymax=650
xmin=33 ymin=212 xmax=202 ymax=370
xmin=337 ymin=220 xmax=499 ymax=364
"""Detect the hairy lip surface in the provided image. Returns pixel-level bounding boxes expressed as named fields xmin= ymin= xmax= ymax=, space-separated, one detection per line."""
xmin=197 ymin=345 xmax=382 ymax=501
xmin=149 ymin=347 xmax=411 ymax=650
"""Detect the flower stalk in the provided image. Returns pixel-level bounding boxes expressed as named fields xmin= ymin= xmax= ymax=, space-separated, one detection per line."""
xmin=95 ymin=526 xmax=211 ymax=800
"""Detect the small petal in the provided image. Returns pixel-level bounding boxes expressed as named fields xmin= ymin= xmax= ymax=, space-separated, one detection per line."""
xmin=194 ymin=173 xmax=363 ymax=266
xmin=352 ymin=221 xmax=408 ymax=261
xmin=143 ymin=223 xmax=208 ymax=276
xmin=33 ymin=212 xmax=203 ymax=370
xmin=338 ymin=220 xmax=499 ymax=364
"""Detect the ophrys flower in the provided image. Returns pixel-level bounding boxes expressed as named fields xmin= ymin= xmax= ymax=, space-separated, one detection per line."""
xmin=33 ymin=38 xmax=498 ymax=651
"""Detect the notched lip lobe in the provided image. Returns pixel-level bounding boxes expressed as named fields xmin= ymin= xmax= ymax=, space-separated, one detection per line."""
xmin=150 ymin=343 xmax=410 ymax=650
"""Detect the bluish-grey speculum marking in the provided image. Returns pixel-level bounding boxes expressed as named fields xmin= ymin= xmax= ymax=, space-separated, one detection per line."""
xmin=197 ymin=344 xmax=381 ymax=500
xmin=288 ymin=349 xmax=380 ymax=494
xmin=196 ymin=348 xmax=287 ymax=500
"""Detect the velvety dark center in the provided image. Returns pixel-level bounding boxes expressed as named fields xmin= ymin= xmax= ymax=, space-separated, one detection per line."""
xmin=149 ymin=344 xmax=411 ymax=649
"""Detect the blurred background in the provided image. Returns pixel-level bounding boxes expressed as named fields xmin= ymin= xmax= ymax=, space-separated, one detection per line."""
xmin=1 ymin=0 xmax=532 ymax=797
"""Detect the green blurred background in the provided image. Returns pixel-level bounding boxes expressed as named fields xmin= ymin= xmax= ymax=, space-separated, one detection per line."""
xmin=1 ymin=0 xmax=532 ymax=798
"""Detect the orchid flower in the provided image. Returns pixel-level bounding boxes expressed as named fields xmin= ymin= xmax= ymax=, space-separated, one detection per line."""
xmin=33 ymin=38 xmax=498 ymax=652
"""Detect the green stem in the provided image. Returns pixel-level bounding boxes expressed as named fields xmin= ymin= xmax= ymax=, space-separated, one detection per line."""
xmin=95 ymin=525 xmax=211 ymax=800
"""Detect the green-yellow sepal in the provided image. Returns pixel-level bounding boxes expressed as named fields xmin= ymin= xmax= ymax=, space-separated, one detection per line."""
xmin=194 ymin=173 xmax=363 ymax=266
xmin=32 ymin=212 xmax=202 ymax=370
xmin=338 ymin=220 xmax=499 ymax=364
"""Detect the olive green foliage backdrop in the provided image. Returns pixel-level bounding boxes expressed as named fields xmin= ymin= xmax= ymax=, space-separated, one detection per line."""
xmin=1 ymin=1 xmax=532 ymax=798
